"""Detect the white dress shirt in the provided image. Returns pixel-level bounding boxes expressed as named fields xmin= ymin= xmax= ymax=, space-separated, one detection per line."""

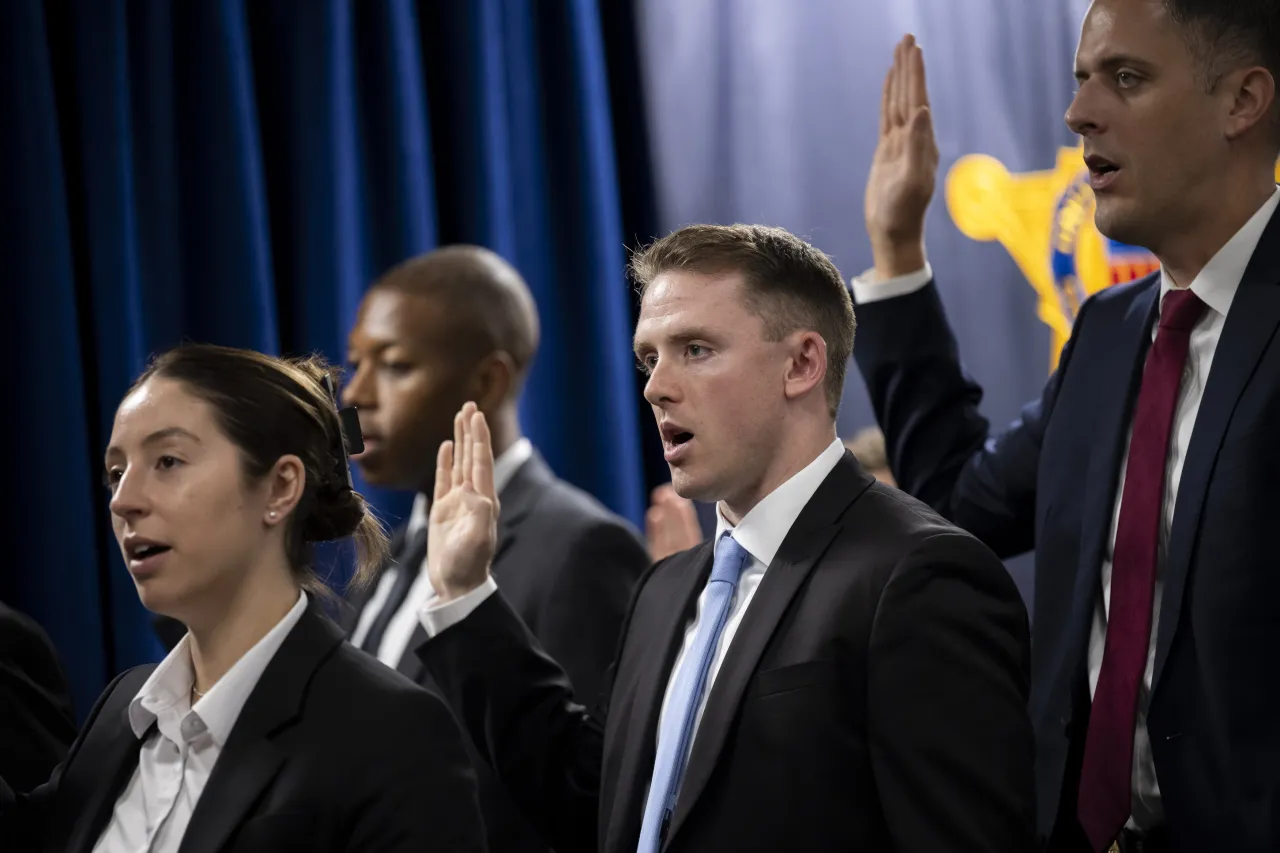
xmin=852 ymin=186 xmax=1280 ymax=829
xmin=92 ymin=591 xmax=308 ymax=853
xmin=654 ymin=437 xmax=846 ymax=742
xmin=420 ymin=436 xmax=847 ymax=750
xmin=352 ymin=437 xmax=534 ymax=668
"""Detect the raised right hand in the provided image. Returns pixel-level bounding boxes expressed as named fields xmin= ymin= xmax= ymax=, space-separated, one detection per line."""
xmin=645 ymin=485 xmax=704 ymax=561
xmin=427 ymin=402 xmax=500 ymax=602
xmin=864 ymin=34 xmax=939 ymax=280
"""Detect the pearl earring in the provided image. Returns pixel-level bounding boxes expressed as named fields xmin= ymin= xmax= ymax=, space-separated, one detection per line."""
xmin=268 ymin=511 xmax=278 ymax=520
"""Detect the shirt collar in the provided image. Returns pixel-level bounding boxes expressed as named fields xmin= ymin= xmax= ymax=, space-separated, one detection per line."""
xmin=493 ymin=437 xmax=534 ymax=495
xmin=1159 ymin=185 xmax=1280 ymax=316
xmin=407 ymin=437 xmax=534 ymax=538
xmin=128 ymin=591 xmax=309 ymax=745
xmin=128 ymin=634 xmax=196 ymax=738
xmin=713 ymin=437 xmax=846 ymax=568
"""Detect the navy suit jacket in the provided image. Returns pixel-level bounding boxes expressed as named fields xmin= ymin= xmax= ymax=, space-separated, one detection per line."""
xmin=852 ymin=206 xmax=1280 ymax=850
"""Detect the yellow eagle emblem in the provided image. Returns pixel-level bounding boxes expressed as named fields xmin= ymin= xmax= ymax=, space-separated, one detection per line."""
xmin=945 ymin=147 xmax=1280 ymax=371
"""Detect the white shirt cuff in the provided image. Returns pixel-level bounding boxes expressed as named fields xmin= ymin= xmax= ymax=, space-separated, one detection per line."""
xmin=850 ymin=261 xmax=933 ymax=304
xmin=418 ymin=576 xmax=498 ymax=638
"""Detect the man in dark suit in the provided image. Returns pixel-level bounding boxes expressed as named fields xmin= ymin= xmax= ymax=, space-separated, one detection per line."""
xmin=414 ymin=224 xmax=1036 ymax=852
xmin=0 ymin=601 xmax=76 ymax=794
xmin=853 ymin=9 xmax=1280 ymax=850
xmin=341 ymin=245 xmax=649 ymax=852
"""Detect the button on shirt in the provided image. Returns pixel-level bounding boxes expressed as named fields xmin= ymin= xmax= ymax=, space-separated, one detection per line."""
xmin=420 ymin=437 xmax=848 ymax=753
xmin=851 ymin=185 xmax=1280 ymax=828
xmin=91 ymin=591 xmax=308 ymax=853
xmin=350 ymin=437 xmax=534 ymax=668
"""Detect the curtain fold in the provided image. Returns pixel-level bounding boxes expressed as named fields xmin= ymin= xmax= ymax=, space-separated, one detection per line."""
xmin=4 ymin=0 xmax=655 ymax=718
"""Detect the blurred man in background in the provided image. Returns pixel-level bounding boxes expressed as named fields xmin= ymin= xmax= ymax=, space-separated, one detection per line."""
xmin=343 ymin=245 xmax=649 ymax=853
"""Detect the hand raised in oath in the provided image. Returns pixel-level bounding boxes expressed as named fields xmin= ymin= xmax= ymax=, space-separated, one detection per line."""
xmin=864 ymin=33 xmax=939 ymax=280
xmin=427 ymin=402 xmax=500 ymax=602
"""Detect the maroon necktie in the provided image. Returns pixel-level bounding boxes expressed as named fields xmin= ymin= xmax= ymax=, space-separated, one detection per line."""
xmin=1077 ymin=288 xmax=1207 ymax=851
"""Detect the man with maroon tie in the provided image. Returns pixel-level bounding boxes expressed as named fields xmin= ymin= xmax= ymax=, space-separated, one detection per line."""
xmin=854 ymin=5 xmax=1280 ymax=851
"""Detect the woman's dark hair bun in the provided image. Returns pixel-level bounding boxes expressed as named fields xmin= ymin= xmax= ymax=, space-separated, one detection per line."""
xmin=133 ymin=343 xmax=391 ymax=592
xmin=302 ymin=483 xmax=365 ymax=543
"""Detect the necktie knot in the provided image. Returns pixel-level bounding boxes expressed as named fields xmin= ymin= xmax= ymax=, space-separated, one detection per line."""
xmin=1158 ymin=288 xmax=1207 ymax=331
xmin=709 ymin=534 xmax=750 ymax=586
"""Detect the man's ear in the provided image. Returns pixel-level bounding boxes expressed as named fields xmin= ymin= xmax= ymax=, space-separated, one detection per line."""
xmin=782 ymin=331 xmax=828 ymax=403
xmin=470 ymin=351 xmax=517 ymax=412
xmin=1223 ymin=66 xmax=1277 ymax=143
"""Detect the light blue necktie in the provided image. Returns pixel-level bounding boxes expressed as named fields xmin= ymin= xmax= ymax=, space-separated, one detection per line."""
xmin=636 ymin=533 xmax=750 ymax=852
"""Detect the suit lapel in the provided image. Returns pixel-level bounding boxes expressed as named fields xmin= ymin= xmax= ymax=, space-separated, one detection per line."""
xmin=395 ymin=455 xmax=552 ymax=678
xmin=339 ymin=522 xmax=411 ymax=634
xmin=177 ymin=604 xmax=344 ymax=853
xmin=391 ymin=537 xmax=431 ymax=682
xmin=605 ymin=542 xmax=714 ymax=853
xmin=66 ymin=703 xmax=150 ymax=853
xmin=491 ymin=451 xmax=552 ymax=565
xmin=1055 ymin=280 xmax=1157 ymax=696
xmin=1153 ymin=214 xmax=1280 ymax=694
xmin=493 ymin=515 xmax=520 ymax=565
xmin=396 ymin=624 xmax=429 ymax=682
xmin=664 ymin=454 xmax=870 ymax=845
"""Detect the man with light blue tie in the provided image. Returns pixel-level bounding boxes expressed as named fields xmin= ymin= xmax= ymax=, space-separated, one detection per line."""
xmin=413 ymin=224 xmax=1036 ymax=852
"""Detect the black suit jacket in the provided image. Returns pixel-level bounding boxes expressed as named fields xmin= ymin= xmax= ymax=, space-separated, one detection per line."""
xmin=0 ymin=601 xmax=487 ymax=852
xmin=419 ymin=452 xmax=1036 ymax=852
xmin=343 ymin=450 xmax=649 ymax=853
xmin=0 ymin=602 xmax=76 ymax=794
xmin=852 ymin=207 xmax=1280 ymax=850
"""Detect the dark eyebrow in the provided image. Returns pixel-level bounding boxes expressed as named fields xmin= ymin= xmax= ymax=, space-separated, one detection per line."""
xmin=105 ymin=426 xmax=202 ymax=458
xmin=633 ymin=328 xmax=720 ymax=357
xmin=1075 ymin=54 xmax=1153 ymax=80
xmin=347 ymin=340 xmax=390 ymax=361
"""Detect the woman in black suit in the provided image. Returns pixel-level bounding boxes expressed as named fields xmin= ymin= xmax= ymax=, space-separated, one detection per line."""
xmin=0 ymin=344 xmax=486 ymax=852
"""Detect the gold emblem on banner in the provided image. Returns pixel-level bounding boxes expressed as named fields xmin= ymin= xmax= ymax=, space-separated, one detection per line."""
xmin=945 ymin=146 xmax=1280 ymax=371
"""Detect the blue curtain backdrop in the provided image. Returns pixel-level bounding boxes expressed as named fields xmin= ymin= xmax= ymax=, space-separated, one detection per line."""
xmin=1 ymin=0 xmax=658 ymax=719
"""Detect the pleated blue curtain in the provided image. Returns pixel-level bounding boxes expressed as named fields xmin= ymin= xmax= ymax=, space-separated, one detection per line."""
xmin=418 ymin=0 xmax=646 ymax=512
xmin=1 ymin=0 xmax=651 ymax=718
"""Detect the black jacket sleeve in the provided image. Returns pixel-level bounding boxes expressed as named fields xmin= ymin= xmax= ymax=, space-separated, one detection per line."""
xmin=0 ymin=605 xmax=77 ymax=794
xmin=419 ymin=589 xmax=626 ymax=853
xmin=868 ymin=531 xmax=1036 ymax=851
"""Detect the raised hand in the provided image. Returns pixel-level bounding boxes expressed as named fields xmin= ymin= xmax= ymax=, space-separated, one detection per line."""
xmin=864 ymin=34 xmax=939 ymax=279
xmin=427 ymin=402 xmax=500 ymax=601
xmin=645 ymin=485 xmax=704 ymax=561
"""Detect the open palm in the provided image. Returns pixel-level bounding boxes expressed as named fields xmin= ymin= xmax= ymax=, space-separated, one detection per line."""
xmin=865 ymin=34 xmax=939 ymax=246
xmin=427 ymin=402 xmax=500 ymax=601
xmin=646 ymin=485 xmax=703 ymax=561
